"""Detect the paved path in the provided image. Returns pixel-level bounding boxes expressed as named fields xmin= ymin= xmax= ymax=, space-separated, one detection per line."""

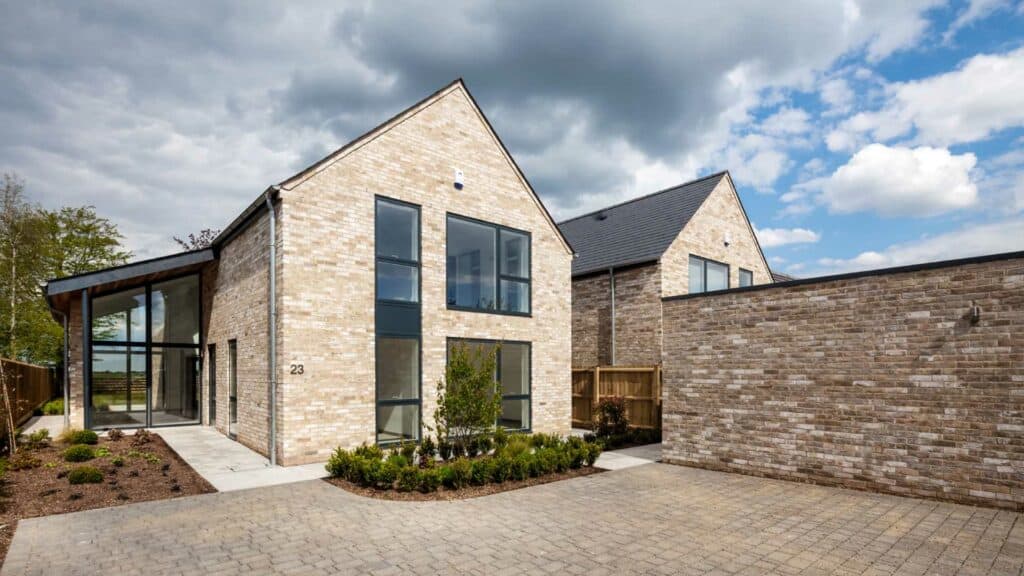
xmin=157 ymin=426 xmax=327 ymax=492
xmin=6 ymin=464 xmax=1022 ymax=575
xmin=594 ymin=442 xmax=660 ymax=470
xmin=20 ymin=414 xmax=65 ymax=437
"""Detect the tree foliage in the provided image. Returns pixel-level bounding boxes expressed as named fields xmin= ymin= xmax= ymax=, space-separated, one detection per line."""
xmin=173 ymin=228 xmax=220 ymax=250
xmin=434 ymin=342 xmax=503 ymax=447
xmin=0 ymin=173 xmax=130 ymax=364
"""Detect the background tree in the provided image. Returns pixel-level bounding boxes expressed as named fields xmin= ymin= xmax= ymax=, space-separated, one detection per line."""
xmin=173 ymin=228 xmax=220 ymax=250
xmin=0 ymin=175 xmax=48 ymax=361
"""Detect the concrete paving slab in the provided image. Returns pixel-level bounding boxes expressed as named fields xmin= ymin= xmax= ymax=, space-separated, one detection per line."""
xmin=19 ymin=415 xmax=65 ymax=437
xmin=594 ymin=442 xmax=661 ymax=470
xmin=157 ymin=426 xmax=327 ymax=491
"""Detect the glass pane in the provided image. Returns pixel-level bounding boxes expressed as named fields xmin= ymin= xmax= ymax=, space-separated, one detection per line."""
xmin=377 ymin=338 xmax=419 ymax=400
xmin=376 ymin=200 xmax=418 ymax=261
xmin=500 ymin=343 xmax=529 ymax=396
xmin=500 ymin=230 xmax=529 ymax=278
xmin=92 ymin=288 xmax=146 ymax=342
xmin=499 ymin=279 xmax=530 ymax=314
xmin=377 ymin=261 xmax=419 ymax=302
xmin=228 ymin=341 xmax=238 ymax=437
xmin=500 ymin=399 xmax=530 ymax=430
xmin=688 ymin=257 xmax=704 ymax=293
xmin=90 ymin=345 xmax=146 ymax=427
xmin=377 ymin=404 xmax=419 ymax=443
xmin=150 ymin=347 xmax=200 ymax=425
xmin=151 ymin=275 xmax=200 ymax=344
xmin=739 ymin=269 xmax=753 ymax=287
xmin=707 ymin=260 xmax=729 ymax=291
xmin=447 ymin=217 xmax=496 ymax=310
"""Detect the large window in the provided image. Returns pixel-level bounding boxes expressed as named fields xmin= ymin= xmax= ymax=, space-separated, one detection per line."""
xmin=88 ymin=274 xmax=200 ymax=429
xmin=376 ymin=197 xmax=421 ymax=443
xmin=446 ymin=339 xmax=531 ymax=431
xmin=446 ymin=215 xmax=530 ymax=315
xmin=739 ymin=268 xmax=753 ymax=287
xmin=688 ymin=255 xmax=729 ymax=293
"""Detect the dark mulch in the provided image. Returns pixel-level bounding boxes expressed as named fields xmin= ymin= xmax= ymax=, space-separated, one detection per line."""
xmin=324 ymin=466 xmax=603 ymax=501
xmin=0 ymin=433 xmax=214 ymax=566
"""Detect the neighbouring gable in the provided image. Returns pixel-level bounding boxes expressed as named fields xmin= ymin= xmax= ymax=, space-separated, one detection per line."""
xmin=660 ymin=174 xmax=771 ymax=297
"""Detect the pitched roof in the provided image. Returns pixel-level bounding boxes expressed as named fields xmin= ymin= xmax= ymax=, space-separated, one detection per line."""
xmin=557 ymin=172 xmax=726 ymax=277
xmin=771 ymin=271 xmax=796 ymax=283
xmin=214 ymin=78 xmax=573 ymax=255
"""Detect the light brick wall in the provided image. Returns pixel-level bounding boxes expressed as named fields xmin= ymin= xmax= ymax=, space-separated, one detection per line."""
xmin=202 ymin=207 xmax=277 ymax=458
xmin=661 ymin=255 xmax=1024 ymax=510
xmin=276 ymin=85 xmax=572 ymax=464
xmin=661 ymin=176 xmax=770 ymax=298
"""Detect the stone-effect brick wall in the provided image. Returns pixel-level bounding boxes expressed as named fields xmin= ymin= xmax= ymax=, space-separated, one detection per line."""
xmin=66 ymin=292 xmax=85 ymax=428
xmin=276 ymin=84 xmax=573 ymax=464
xmin=571 ymin=264 xmax=661 ymax=367
xmin=661 ymin=176 xmax=770 ymax=298
xmin=202 ymin=207 xmax=277 ymax=458
xmin=662 ymin=255 xmax=1024 ymax=510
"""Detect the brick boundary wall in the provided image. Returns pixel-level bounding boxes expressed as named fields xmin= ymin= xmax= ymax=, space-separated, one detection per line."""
xmin=661 ymin=251 xmax=1024 ymax=510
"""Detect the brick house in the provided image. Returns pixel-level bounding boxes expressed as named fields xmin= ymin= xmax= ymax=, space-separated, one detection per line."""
xmin=558 ymin=172 xmax=771 ymax=368
xmin=43 ymin=80 xmax=574 ymax=465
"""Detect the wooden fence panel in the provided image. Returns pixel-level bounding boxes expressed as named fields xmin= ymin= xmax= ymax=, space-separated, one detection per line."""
xmin=572 ymin=366 xmax=661 ymax=430
xmin=1 ymin=357 xmax=57 ymax=430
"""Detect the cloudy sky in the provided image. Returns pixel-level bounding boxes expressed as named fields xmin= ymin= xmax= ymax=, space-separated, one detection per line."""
xmin=2 ymin=1 xmax=1023 ymax=276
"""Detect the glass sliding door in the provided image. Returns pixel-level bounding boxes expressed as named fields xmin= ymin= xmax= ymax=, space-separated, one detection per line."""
xmin=87 ymin=273 xmax=202 ymax=429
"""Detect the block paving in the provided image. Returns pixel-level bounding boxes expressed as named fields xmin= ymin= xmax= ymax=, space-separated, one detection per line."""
xmin=5 ymin=464 xmax=1022 ymax=575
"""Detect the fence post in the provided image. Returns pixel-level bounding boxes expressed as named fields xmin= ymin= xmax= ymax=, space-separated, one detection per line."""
xmin=592 ymin=366 xmax=600 ymax=420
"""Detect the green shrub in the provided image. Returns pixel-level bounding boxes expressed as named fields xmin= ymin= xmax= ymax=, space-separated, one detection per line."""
xmin=353 ymin=443 xmax=384 ymax=461
xmin=24 ymin=428 xmax=50 ymax=449
xmin=595 ymin=397 xmax=629 ymax=437
xmin=95 ymin=447 xmax=111 ymax=458
xmin=418 ymin=436 xmax=437 ymax=460
xmin=469 ymin=458 xmax=493 ymax=485
xmin=534 ymin=448 xmax=558 ymax=476
xmin=376 ymin=461 xmax=399 ymax=489
xmin=59 ymin=428 xmax=98 ymax=445
xmin=418 ymin=468 xmax=441 ymax=493
xmin=585 ymin=443 xmax=602 ymax=466
xmin=396 ymin=466 xmax=419 ymax=492
xmin=510 ymin=454 xmax=531 ymax=481
xmin=107 ymin=428 xmax=125 ymax=441
xmin=435 ymin=342 xmax=502 ymax=449
xmin=491 ymin=455 xmax=512 ymax=483
xmin=63 ymin=444 xmax=96 ymax=463
xmin=67 ymin=466 xmax=104 ymax=484
xmin=438 ymin=440 xmax=453 ymax=461
xmin=111 ymin=456 xmax=125 ymax=467
xmin=386 ymin=453 xmax=409 ymax=469
xmin=449 ymin=458 xmax=472 ymax=489
xmin=399 ymin=441 xmax=416 ymax=462
xmin=42 ymin=398 xmax=64 ymax=415
xmin=492 ymin=427 xmax=508 ymax=449
xmin=437 ymin=464 xmax=455 ymax=488
xmin=326 ymin=447 xmax=353 ymax=478
xmin=500 ymin=434 xmax=531 ymax=459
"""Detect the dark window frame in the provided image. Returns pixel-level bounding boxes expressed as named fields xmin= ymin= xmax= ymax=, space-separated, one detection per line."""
xmin=85 ymin=270 xmax=202 ymax=430
xmin=445 ymin=337 xmax=532 ymax=432
xmin=375 ymin=196 xmax=422 ymax=445
xmin=739 ymin=268 xmax=753 ymax=288
xmin=445 ymin=213 xmax=532 ymax=317
xmin=688 ymin=254 xmax=730 ymax=294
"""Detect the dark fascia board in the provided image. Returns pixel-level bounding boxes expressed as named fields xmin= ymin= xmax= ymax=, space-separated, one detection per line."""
xmin=663 ymin=249 xmax=1024 ymax=302
xmin=211 ymin=186 xmax=279 ymax=250
xmin=45 ymin=248 xmax=215 ymax=297
xmin=571 ymin=257 xmax=659 ymax=279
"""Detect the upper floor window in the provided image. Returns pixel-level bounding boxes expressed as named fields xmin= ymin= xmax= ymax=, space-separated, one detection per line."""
xmin=446 ymin=215 xmax=530 ymax=315
xmin=739 ymin=268 xmax=753 ymax=288
xmin=688 ymin=255 xmax=729 ymax=293
xmin=376 ymin=199 xmax=420 ymax=303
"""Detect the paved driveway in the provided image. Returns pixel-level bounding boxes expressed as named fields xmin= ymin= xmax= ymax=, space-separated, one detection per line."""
xmin=5 ymin=464 xmax=1022 ymax=575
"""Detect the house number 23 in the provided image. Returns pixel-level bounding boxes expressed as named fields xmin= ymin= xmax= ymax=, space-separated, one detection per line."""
xmin=289 ymin=364 xmax=304 ymax=375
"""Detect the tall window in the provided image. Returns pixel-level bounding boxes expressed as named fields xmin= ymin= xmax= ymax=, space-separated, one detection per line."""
xmin=88 ymin=274 xmax=200 ymax=429
xmin=228 ymin=340 xmax=237 ymax=438
xmin=446 ymin=339 xmax=531 ymax=431
xmin=688 ymin=255 xmax=729 ymax=293
xmin=739 ymin=268 xmax=753 ymax=287
xmin=446 ymin=215 xmax=530 ymax=315
xmin=376 ymin=197 xmax=421 ymax=443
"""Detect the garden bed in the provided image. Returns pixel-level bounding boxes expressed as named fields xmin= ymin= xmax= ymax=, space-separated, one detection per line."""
xmin=323 ymin=432 xmax=604 ymax=500
xmin=0 ymin=429 xmax=214 ymax=566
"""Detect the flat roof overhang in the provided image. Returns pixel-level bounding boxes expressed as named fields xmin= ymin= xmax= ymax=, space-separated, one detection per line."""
xmin=44 ymin=248 xmax=215 ymax=320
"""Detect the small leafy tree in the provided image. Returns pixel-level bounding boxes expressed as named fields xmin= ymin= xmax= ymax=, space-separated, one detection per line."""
xmin=595 ymin=396 xmax=629 ymax=437
xmin=434 ymin=343 xmax=502 ymax=449
xmin=173 ymin=228 xmax=220 ymax=250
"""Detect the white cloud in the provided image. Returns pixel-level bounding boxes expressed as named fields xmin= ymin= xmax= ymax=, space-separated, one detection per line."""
xmin=828 ymin=47 xmax=1024 ymax=150
xmin=821 ymin=144 xmax=978 ymax=217
xmin=755 ymin=227 xmax=822 ymax=247
xmin=760 ymin=107 xmax=812 ymax=135
xmin=814 ymin=217 xmax=1024 ymax=273
xmin=943 ymin=0 xmax=1013 ymax=42
xmin=819 ymin=78 xmax=855 ymax=116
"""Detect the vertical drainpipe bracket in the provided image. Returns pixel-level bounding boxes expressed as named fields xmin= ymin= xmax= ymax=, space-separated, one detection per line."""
xmin=609 ymin=267 xmax=616 ymax=366
xmin=265 ymin=189 xmax=278 ymax=466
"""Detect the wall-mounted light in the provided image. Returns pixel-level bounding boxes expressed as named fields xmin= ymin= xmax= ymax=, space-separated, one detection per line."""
xmin=723 ymin=232 xmax=732 ymax=247
xmin=970 ymin=300 xmax=981 ymax=324
xmin=454 ymin=169 xmax=464 ymax=190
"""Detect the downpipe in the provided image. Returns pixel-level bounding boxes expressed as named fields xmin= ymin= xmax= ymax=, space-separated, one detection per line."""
xmin=265 ymin=188 xmax=278 ymax=466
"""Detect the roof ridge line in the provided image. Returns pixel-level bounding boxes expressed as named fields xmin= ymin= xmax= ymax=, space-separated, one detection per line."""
xmin=556 ymin=170 xmax=728 ymax=225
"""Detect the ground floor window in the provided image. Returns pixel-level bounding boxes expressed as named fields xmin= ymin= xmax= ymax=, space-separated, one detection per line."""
xmin=446 ymin=338 xmax=531 ymax=431
xmin=87 ymin=274 xmax=201 ymax=429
